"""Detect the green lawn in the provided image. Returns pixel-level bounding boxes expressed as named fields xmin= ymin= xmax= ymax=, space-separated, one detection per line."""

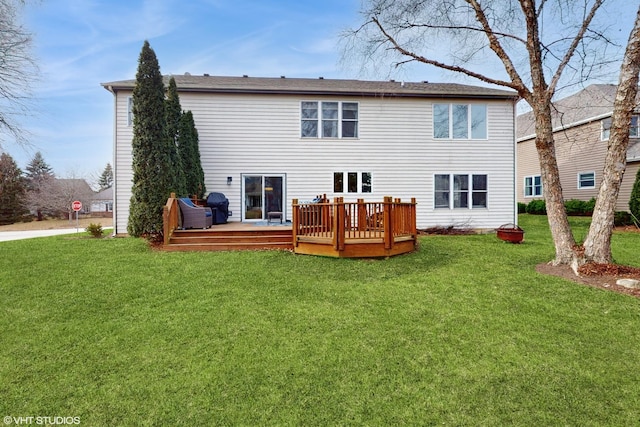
xmin=1 ymin=215 xmax=639 ymax=426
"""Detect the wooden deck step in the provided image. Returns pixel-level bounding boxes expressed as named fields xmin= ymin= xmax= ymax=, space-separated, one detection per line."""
xmin=165 ymin=227 xmax=293 ymax=252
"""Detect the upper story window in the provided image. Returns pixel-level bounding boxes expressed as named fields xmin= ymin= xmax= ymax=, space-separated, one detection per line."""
xmin=302 ymin=101 xmax=359 ymax=138
xmin=434 ymin=173 xmax=488 ymax=209
xmin=434 ymin=103 xmax=487 ymax=139
xmin=578 ymin=171 xmax=595 ymax=189
xmin=601 ymin=115 xmax=640 ymax=140
xmin=524 ymin=175 xmax=543 ymax=197
xmin=334 ymin=172 xmax=371 ymax=193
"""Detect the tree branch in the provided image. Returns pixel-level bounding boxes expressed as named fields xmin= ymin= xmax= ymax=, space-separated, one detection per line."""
xmin=547 ymin=0 xmax=605 ymax=95
xmin=464 ymin=0 xmax=531 ymax=100
xmin=371 ymin=16 xmax=522 ymax=93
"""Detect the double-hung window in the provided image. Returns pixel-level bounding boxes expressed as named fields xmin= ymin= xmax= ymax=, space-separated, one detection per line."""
xmin=601 ymin=115 xmax=640 ymax=140
xmin=302 ymin=102 xmax=358 ymax=138
xmin=578 ymin=172 xmax=595 ymax=189
xmin=524 ymin=175 xmax=542 ymax=197
xmin=434 ymin=104 xmax=487 ymax=139
xmin=334 ymin=172 xmax=371 ymax=193
xmin=630 ymin=115 xmax=639 ymax=137
xmin=434 ymin=174 xmax=488 ymax=209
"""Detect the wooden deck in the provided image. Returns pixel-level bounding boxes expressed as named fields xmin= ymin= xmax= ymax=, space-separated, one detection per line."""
xmin=162 ymin=195 xmax=417 ymax=257
xmin=292 ymin=196 xmax=417 ymax=258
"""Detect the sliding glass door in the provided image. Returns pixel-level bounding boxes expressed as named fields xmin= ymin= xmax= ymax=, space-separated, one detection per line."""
xmin=242 ymin=174 xmax=285 ymax=221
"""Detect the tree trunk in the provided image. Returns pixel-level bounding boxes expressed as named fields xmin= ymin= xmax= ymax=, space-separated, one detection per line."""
xmin=583 ymin=6 xmax=640 ymax=263
xmin=534 ymin=99 xmax=577 ymax=266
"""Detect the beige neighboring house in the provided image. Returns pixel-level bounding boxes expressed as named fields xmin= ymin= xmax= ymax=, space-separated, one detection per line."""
xmin=517 ymin=84 xmax=640 ymax=211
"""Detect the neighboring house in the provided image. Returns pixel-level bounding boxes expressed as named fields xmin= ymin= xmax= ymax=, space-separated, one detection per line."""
xmin=102 ymin=75 xmax=519 ymax=235
xmin=517 ymin=84 xmax=640 ymax=211
xmin=91 ymin=187 xmax=113 ymax=215
xmin=54 ymin=178 xmax=94 ymax=214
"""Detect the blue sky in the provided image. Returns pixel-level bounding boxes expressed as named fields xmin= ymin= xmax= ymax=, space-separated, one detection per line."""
xmin=9 ymin=0 xmax=371 ymax=181
xmin=3 ymin=0 xmax=636 ymax=184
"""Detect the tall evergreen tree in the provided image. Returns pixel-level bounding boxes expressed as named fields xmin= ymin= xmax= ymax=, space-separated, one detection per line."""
xmin=164 ymin=76 xmax=186 ymax=196
xmin=24 ymin=151 xmax=55 ymax=221
xmin=178 ymin=111 xmax=206 ymax=199
xmin=98 ymin=163 xmax=113 ymax=191
xmin=25 ymin=151 xmax=54 ymax=185
xmin=0 ymin=152 xmax=28 ymax=225
xmin=127 ymin=40 xmax=174 ymax=237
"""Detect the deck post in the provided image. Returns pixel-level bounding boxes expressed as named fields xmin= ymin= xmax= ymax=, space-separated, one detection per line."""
xmin=357 ymin=199 xmax=366 ymax=232
xmin=292 ymin=199 xmax=299 ymax=247
xmin=410 ymin=198 xmax=417 ymax=236
xmin=333 ymin=197 xmax=345 ymax=252
xmin=163 ymin=192 xmax=178 ymax=246
xmin=383 ymin=196 xmax=393 ymax=250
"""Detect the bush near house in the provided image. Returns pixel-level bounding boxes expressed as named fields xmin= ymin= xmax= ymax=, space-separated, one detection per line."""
xmin=521 ymin=198 xmax=631 ymax=225
xmin=517 ymin=202 xmax=528 ymax=214
xmin=564 ymin=198 xmax=595 ymax=216
xmin=525 ymin=199 xmax=547 ymax=215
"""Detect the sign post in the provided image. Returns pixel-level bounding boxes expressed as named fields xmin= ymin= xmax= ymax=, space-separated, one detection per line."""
xmin=72 ymin=200 xmax=82 ymax=231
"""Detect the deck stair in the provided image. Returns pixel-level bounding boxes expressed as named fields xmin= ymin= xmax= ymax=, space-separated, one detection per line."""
xmin=164 ymin=227 xmax=293 ymax=252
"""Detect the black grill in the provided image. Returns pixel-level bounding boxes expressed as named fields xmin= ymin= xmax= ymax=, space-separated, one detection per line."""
xmin=206 ymin=192 xmax=229 ymax=224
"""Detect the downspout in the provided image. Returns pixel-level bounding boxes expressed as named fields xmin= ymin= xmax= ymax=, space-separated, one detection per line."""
xmin=513 ymin=97 xmax=519 ymax=225
xmin=106 ymin=85 xmax=119 ymax=236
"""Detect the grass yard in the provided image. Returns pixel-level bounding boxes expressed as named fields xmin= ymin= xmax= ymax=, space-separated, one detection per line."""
xmin=1 ymin=214 xmax=639 ymax=425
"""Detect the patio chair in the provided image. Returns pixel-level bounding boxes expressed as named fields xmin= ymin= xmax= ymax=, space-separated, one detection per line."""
xmin=178 ymin=198 xmax=213 ymax=229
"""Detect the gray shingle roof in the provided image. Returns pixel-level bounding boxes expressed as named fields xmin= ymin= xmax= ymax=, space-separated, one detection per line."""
xmin=102 ymin=74 xmax=518 ymax=99
xmin=517 ymin=84 xmax=621 ymax=139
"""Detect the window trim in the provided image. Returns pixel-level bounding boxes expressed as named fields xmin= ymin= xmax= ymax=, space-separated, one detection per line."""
xmin=301 ymin=101 xmax=359 ymax=139
xmin=434 ymin=173 xmax=488 ymax=209
xmin=524 ymin=174 xmax=543 ymax=198
xmin=433 ymin=103 xmax=488 ymax=140
xmin=333 ymin=171 xmax=371 ymax=194
xmin=577 ymin=171 xmax=596 ymax=189
xmin=601 ymin=115 xmax=640 ymax=140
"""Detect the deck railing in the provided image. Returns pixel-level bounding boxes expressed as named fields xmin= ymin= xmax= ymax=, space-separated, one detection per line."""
xmin=292 ymin=196 xmax=417 ymax=254
xmin=163 ymin=193 xmax=180 ymax=246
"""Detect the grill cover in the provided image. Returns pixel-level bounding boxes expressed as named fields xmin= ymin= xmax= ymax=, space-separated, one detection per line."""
xmin=206 ymin=192 xmax=229 ymax=224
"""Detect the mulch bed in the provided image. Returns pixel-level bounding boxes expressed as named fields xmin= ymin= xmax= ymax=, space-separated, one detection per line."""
xmin=536 ymin=262 xmax=640 ymax=298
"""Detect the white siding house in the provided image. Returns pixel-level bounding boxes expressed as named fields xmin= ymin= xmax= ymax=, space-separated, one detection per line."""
xmin=102 ymin=75 xmax=518 ymax=235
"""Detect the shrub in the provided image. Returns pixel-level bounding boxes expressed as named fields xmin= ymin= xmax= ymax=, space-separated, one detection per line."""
xmin=525 ymin=199 xmax=546 ymax=215
xmin=85 ymin=223 xmax=104 ymax=238
xmin=564 ymin=199 xmax=585 ymax=216
xmin=563 ymin=199 xmax=594 ymax=216
xmin=614 ymin=211 xmax=633 ymax=226
xmin=517 ymin=202 xmax=527 ymax=214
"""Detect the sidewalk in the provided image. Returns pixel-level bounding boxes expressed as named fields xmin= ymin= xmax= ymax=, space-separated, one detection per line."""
xmin=0 ymin=228 xmax=112 ymax=242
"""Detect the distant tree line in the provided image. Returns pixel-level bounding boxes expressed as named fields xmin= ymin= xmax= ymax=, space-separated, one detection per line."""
xmin=127 ymin=40 xmax=206 ymax=238
xmin=0 ymin=151 xmax=113 ymax=225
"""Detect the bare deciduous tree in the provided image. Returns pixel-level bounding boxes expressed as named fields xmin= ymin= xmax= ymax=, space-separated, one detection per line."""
xmin=0 ymin=0 xmax=38 ymax=146
xmin=343 ymin=0 xmax=640 ymax=267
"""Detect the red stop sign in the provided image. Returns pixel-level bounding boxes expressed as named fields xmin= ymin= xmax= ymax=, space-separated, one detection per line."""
xmin=72 ymin=200 xmax=82 ymax=212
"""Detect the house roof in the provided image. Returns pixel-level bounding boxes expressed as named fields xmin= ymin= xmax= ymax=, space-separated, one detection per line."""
xmin=102 ymin=74 xmax=518 ymax=100
xmin=517 ymin=84 xmax=630 ymax=140
xmin=93 ymin=187 xmax=113 ymax=201
xmin=56 ymin=178 xmax=94 ymax=194
xmin=517 ymin=84 xmax=640 ymax=163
